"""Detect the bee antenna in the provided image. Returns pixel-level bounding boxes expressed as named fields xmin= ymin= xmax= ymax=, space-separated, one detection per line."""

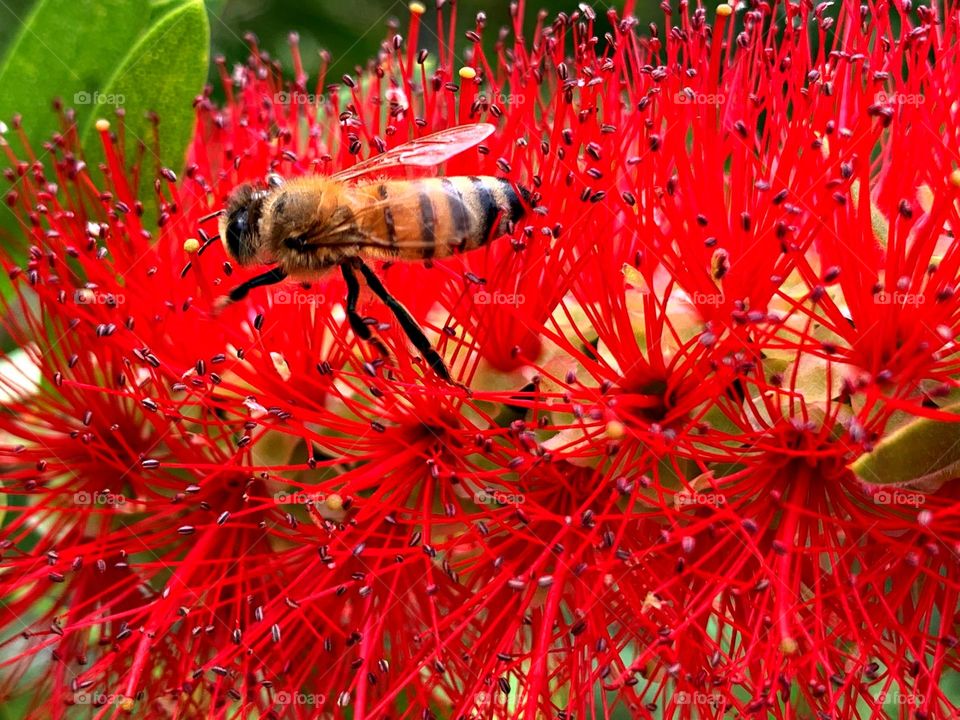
xmin=197 ymin=233 xmax=220 ymax=256
xmin=198 ymin=209 xmax=224 ymax=224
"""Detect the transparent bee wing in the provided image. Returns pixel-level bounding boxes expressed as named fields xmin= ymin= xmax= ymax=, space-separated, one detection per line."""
xmin=329 ymin=124 xmax=496 ymax=183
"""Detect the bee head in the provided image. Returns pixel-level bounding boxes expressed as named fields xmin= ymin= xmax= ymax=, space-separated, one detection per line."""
xmin=219 ymin=183 xmax=270 ymax=266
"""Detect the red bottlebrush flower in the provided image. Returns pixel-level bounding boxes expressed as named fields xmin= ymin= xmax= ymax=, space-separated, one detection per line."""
xmin=3 ymin=1 xmax=960 ymax=718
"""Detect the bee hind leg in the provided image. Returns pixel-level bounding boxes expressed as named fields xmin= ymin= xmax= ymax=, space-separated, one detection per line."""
xmin=340 ymin=263 xmax=395 ymax=372
xmin=354 ymin=259 xmax=458 ymax=385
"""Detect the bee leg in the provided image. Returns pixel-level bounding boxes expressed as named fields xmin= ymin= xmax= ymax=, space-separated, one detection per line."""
xmin=340 ymin=263 xmax=395 ymax=371
xmin=225 ymin=267 xmax=288 ymax=303
xmin=354 ymin=259 xmax=456 ymax=384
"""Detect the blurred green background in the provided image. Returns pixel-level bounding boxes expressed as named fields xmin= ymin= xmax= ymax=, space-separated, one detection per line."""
xmin=0 ymin=0 xmax=655 ymax=86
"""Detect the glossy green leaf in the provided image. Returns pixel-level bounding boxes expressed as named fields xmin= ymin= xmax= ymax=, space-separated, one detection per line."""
xmin=0 ymin=0 xmax=148 ymax=148
xmin=152 ymin=0 xmax=223 ymax=21
xmin=0 ymin=0 xmax=148 ymax=255
xmin=851 ymin=404 xmax=960 ymax=487
xmin=81 ymin=0 xmax=209 ymax=202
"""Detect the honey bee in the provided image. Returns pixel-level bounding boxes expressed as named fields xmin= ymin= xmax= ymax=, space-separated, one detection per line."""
xmin=212 ymin=124 xmax=529 ymax=382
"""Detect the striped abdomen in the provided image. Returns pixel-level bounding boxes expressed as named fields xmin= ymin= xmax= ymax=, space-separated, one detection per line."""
xmin=350 ymin=176 xmax=525 ymax=259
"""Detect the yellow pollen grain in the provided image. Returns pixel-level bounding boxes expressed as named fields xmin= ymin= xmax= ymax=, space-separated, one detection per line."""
xmin=94 ymin=118 xmax=111 ymax=133
xmin=325 ymin=493 xmax=344 ymax=512
xmin=950 ymin=169 xmax=960 ymax=188
xmin=409 ymin=2 xmax=426 ymax=15
xmin=182 ymin=237 xmax=201 ymax=254
xmin=118 ymin=697 xmax=135 ymax=713
xmin=606 ymin=420 xmax=626 ymax=439
xmin=780 ymin=637 xmax=799 ymax=655
xmin=458 ymin=66 xmax=477 ymax=80
xmin=717 ymin=3 xmax=733 ymax=17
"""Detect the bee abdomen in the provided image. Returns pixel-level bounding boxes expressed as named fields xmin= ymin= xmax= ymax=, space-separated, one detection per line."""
xmin=363 ymin=177 xmax=526 ymax=260
xmin=464 ymin=176 xmax=524 ymax=250
xmin=422 ymin=176 xmax=524 ymax=256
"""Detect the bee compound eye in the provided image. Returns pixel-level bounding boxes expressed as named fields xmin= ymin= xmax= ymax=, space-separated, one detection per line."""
xmin=225 ymin=209 xmax=248 ymax=261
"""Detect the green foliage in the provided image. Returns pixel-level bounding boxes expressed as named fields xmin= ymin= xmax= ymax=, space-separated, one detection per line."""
xmin=0 ymin=0 xmax=148 ymax=151
xmin=851 ymin=404 xmax=960 ymax=486
xmin=0 ymin=0 xmax=210 ymax=349
xmin=0 ymin=0 xmax=210 ymax=216
xmin=79 ymin=0 xmax=209 ymax=201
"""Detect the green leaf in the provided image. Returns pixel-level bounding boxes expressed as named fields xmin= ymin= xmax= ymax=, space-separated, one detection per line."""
xmin=151 ymin=0 xmax=223 ymax=21
xmin=851 ymin=404 xmax=960 ymax=487
xmin=0 ymin=0 xmax=149 ymax=254
xmin=0 ymin=0 xmax=148 ymax=146
xmin=80 ymin=0 xmax=209 ymax=204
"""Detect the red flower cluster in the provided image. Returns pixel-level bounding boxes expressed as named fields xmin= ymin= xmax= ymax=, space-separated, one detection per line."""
xmin=2 ymin=1 xmax=960 ymax=717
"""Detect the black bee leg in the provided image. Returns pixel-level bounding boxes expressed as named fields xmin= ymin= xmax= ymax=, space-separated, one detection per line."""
xmin=218 ymin=266 xmax=288 ymax=308
xmin=341 ymin=263 xmax=394 ymax=367
xmin=355 ymin=259 xmax=454 ymax=383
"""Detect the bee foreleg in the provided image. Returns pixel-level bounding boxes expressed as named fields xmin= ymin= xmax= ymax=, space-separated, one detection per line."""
xmin=224 ymin=266 xmax=288 ymax=303
xmin=354 ymin=259 xmax=453 ymax=383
